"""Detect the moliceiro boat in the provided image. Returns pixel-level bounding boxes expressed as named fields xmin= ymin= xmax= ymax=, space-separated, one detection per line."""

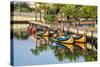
xmin=37 ymin=31 xmax=54 ymax=37
xmin=52 ymin=36 xmax=74 ymax=44
xmin=75 ymin=36 xmax=86 ymax=43
xmin=72 ymin=34 xmax=86 ymax=43
xmin=59 ymin=36 xmax=74 ymax=44
xmin=42 ymin=31 xmax=49 ymax=36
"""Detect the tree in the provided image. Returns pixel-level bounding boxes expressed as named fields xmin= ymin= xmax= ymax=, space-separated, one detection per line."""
xmin=14 ymin=2 xmax=32 ymax=12
xmin=61 ymin=4 xmax=76 ymax=27
xmin=37 ymin=2 xmax=44 ymax=22
xmin=43 ymin=7 xmax=56 ymax=28
xmin=79 ymin=5 xmax=97 ymax=20
xmin=35 ymin=2 xmax=37 ymax=21
xmin=38 ymin=3 xmax=50 ymax=23
xmin=53 ymin=4 xmax=66 ymax=30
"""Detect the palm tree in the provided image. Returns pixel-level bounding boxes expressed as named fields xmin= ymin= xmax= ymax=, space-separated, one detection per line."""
xmin=35 ymin=2 xmax=37 ymax=21
xmin=37 ymin=2 xmax=42 ymax=22
xmin=53 ymin=4 xmax=65 ymax=30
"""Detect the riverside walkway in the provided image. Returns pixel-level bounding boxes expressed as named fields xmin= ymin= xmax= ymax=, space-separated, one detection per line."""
xmin=69 ymin=27 xmax=97 ymax=38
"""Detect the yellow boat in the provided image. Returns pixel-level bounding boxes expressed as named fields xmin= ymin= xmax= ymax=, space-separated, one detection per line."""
xmin=42 ymin=31 xmax=49 ymax=36
xmin=75 ymin=36 xmax=86 ymax=43
xmin=72 ymin=34 xmax=86 ymax=43
xmin=42 ymin=31 xmax=54 ymax=37
xmin=60 ymin=36 xmax=74 ymax=44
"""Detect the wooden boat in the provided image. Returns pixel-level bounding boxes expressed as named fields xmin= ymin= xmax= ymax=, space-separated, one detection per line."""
xmin=58 ymin=31 xmax=63 ymax=36
xmin=72 ymin=34 xmax=86 ymax=43
xmin=41 ymin=31 xmax=56 ymax=41
xmin=75 ymin=36 xmax=86 ymax=43
xmin=41 ymin=31 xmax=54 ymax=40
xmin=37 ymin=31 xmax=54 ymax=37
xmin=42 ymin=31 xmax=49 ymax=36
xmin=49 ymin=36 xmax=74 ymax=44
xmin=58 ymin=36 xmax=74 ymax=44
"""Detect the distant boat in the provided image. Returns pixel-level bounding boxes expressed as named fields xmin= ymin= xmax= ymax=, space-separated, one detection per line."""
xmin=38 ymin=31 xmax=54 ymax=40
xmin=37 ymin=31 xmax=45 ymax=36
xmin=37 ymin=31 xmax=54 ymax=37
xmin=37 ymin=31 xmax=86 ymax=43
xmin=42 ymin=31 xmax=49 ymax=36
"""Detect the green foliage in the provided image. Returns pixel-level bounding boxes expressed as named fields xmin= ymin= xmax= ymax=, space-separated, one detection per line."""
xmin=79 ymin=6 xmax=97 ymax=20
xmin=61 ymin=5 xmax=76 ymax=17
xmin=14 ymin=2 xmax=32 ymax=12
xmin=37 ymin=2 xmax=49 ymax=10
xmin=14 ymin=31 xmax=30 ymax=40
xmin=44 ymin=8 xmax=56 ymax=23
xmin=44 ymin=14 xmax=55 ymax=24
xmin=47 ymin=8 xmax=56 ymax=15
xmin=42 ymin=3 xmax=97 ymax=26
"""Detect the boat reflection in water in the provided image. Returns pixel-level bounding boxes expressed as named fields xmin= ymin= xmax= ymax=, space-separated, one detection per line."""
xmin=13 ymin=30 xmax=97 ymax=66
xmin=30 ymin=34 xmax=97 ymax=62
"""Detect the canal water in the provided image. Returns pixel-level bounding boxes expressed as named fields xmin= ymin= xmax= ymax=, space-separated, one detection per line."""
xmin=12 ymin=30 xmax=97 ymax=66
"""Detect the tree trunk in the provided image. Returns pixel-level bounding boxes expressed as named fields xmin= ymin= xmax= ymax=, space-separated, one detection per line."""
xmin=40 ymin=11 xmax=41 ymax=22
xmin=35 ymin=3 xmax=37 ymax=21
xmin=40 ymin=3 xmax=42 ymax=22
xmin=61 ymin=13 xmax=63 ymax=30
xmin=44 ymin=10 xmax=47 ymax=24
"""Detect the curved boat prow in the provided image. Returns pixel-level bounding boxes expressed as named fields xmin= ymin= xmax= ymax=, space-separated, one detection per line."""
xmin=60 ymin=36 xmax=74 ymax=44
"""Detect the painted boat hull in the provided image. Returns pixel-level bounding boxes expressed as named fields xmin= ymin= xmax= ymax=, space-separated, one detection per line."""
xmin=49 ymin=36 xmax=74 ymax=44
xmin=75 ymin=36 xmax=86 ymax=43
xmin=60 ymin=36 xmax=74 ymax=44
xmin=72 ymin=34 xmax=86 ymax=43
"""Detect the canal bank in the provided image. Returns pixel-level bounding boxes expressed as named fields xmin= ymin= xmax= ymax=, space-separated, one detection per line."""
xmin=11 ymin=21 xmax=97 ymax=51
xmin=11 ymin=21 xmax=97 ymax=37
xmin=12 ymin=28 xmax=97 ymax=52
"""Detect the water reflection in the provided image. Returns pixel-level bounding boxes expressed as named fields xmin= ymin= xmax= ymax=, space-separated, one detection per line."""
xmin=13 ymin=30 xmax=97 ymax=65
xmin=30 ymin=34 xmax=97 ymax=62
xmin=13 ymin=30 xmax=30 ymax=40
